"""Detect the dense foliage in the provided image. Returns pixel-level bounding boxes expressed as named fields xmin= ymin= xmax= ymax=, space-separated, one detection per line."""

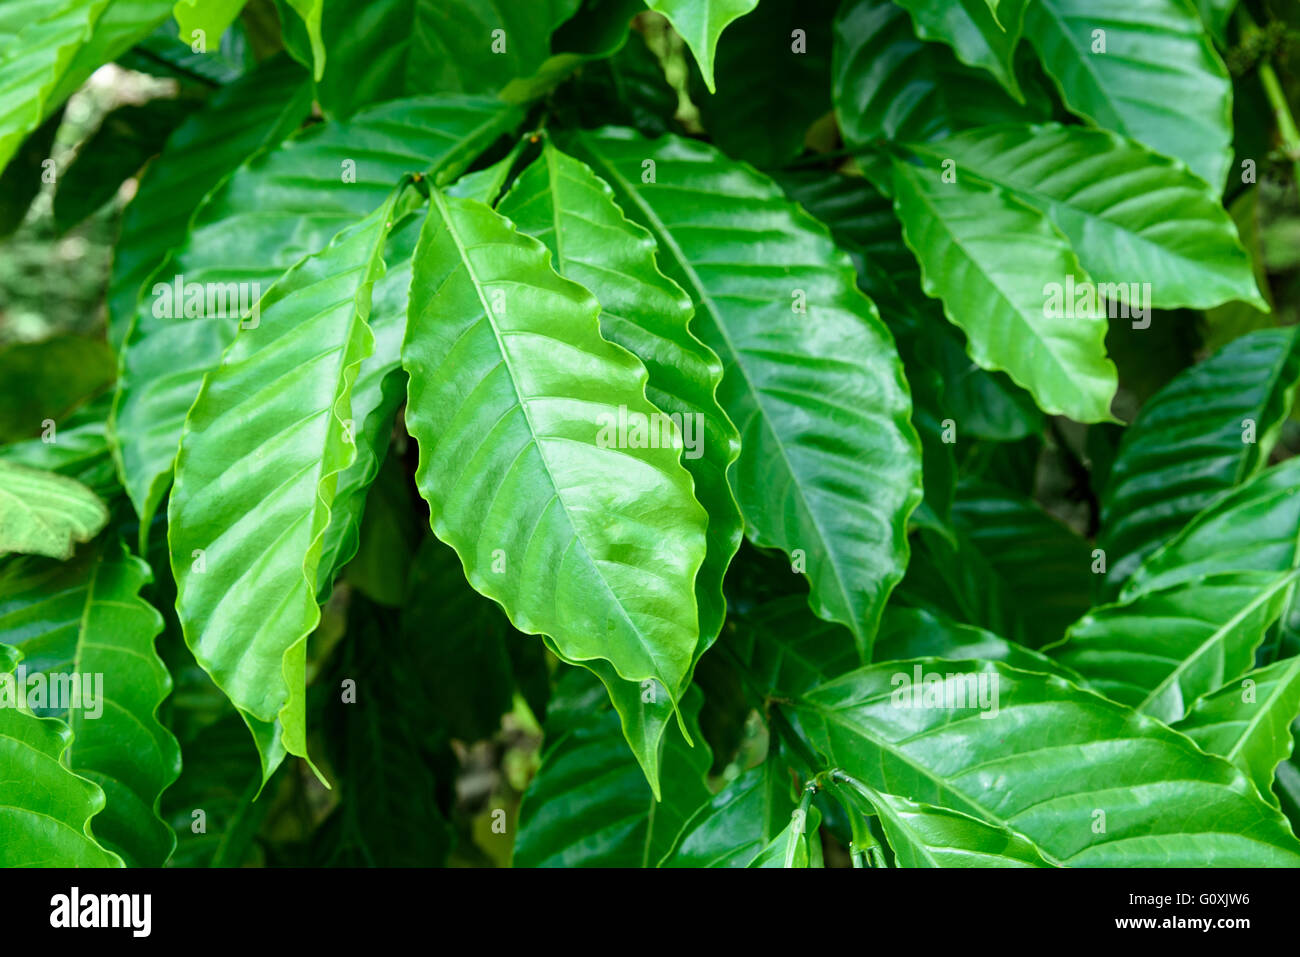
xmin=1 ymin=0 xmax=1299 ymax=868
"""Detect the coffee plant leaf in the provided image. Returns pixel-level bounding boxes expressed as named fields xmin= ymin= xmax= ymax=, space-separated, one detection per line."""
xmin=832 ymin=0 xmax=1041 ymax=149
xmin=643 ymin=0 xmax=758 ymax=93
xmin=1100 ymin=328 xmax=1300 ymax=594
xmin=0 ymin=461 xmax=109 ymax=560
xmin=0 ymin=538 xmax=179 ymax=866
xmin=832 ymin=774 xmax=1053 ymax=868
xmin=1174 ymin=656 xmax=1300 ymax=805
xmin=890 ymin=154 xmax=1118 ymax=423
xmin=1049 ymin=571 xmax=1298 ymax=723
xmin=905 ymin=123 xmax=1267 ymax=311
xmin=660 ymin=759 xmax=797 ymax=867
xmin=401 ymin=187 xmax=710 ymax=731
xmin=169 ymin=191 xmax=416 ymax=781
xmin=890 ymin=0 xmax=1028 ymax=102
xmin=113 ymin=95 xmax=521 ymax=543
xmin=793 ymin=660 xmax=1300 ymax=865
xmin=514 ymin=669 xmax=711 ymax=867
xmin=1023 ymin=0 xmax=1233 ymax=190
xmin=748 ymin=803 xmax=823 ymax=868
xmin=0 ymin=662 xmax=123 ymax=867
xmin=569 ymin=126 xmax=924 ymax=660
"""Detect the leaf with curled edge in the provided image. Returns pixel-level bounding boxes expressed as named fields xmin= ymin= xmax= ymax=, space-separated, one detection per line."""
xmin=168 ymin=188 xmax=420 ymax=783
xmin=793 ymin=659 xmax=1300 ymax=865
xmin=0 ymin=651 xmax=122 ymax=866
xmin=0 ymin=538 xmax=179 ymax=866
xmin=497 ymin=139 xmax=741 ymax=786
xmin=401 ymin=186 xmax=710 ymax=780
xmin=568 ymin=126 xmax=923 ymax=662
xmin=113 ymin=95 xmax=522 ymax=544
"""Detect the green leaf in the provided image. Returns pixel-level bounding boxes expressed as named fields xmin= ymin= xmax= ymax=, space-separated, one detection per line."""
xmin=316 ymin=218 xmax=420 ymax=598
xmin=498 ymin=142 xmax=742 ymax=663
xmin=169 ymin=190 xmax=415 ymax=782
xmin=48 ymin=1 xmax=176 ymax=106
xmin=1175 ymin=656 xmax=1300 ymax=805
xmin=173 ymin=0 xmax=248 ymax=46
xmin=691 ymin=0 xmax=837 ymax=168
xmin=660 ymin=759 xmax=797 ymax=866
xmin=875 ymin=605 xmax=1082 ymax=681
xmin=0 ymin=0 xmax=111 ymax=175
xmin=308 ymin=0 xmax=584 ymax=117
xmin=0 ymin=539 xmax=180 ymax=866
xmin=0 ymin=393 xmax=119 ymax=500
xmin=401 ymin=187 xmax=710 ymax=735
xmin=793 ymin=659 xmax=1300 ymax=865
xmin=890 ymin=0 xmax=1028 ymax=101
xmin=832 ymin=0 xmax=1041 ymax=149
xmin=496 ymin=140 xmax=743 ymax=780
xmin=0 ymin=461 xmax=108 ymax=560
xmin=514 ymin=669 xmax=711 ymax=867
xmin=1023 ymin=0 xmax=1233 ymax=189
xmin=0 ymin=674 xmax=121 ymax=866
xmin=113 ymin=95 xmax=521 ymax=540
xmin=950 ymin=479 xmax=1094 ymax=647
xmin=106 ymin=53 xmax=313 ymax=350
xmin=748 ymin=803 xmax=822 ymax=867
xmin=890 ymin=154 xmax=1118 ymax=422
xmin=1099 ymin=328 xmax=1300 ymax=593
xmin=1124 ymin=457 xmax=1300 ymax=598
xmin=569 ymin=127 xmax=923 ymax=660
xmin=774 ymin=167 xmax=1042 ymax=442
xmin=0 ymin=336 xmax=115 ymax=442
xmin=832 ymin=774 xmax=1053 ymax=867
xmin=553 ymin=26 xmax=678 ymax=138
xmin=1048 ymin=571 xmax=1297 ymax=723
xmin=399 ymin=535 xmax=518 ymax=743
xmin=906 ymin=123 xmax=1267 ymax=311
xmin=643 ymin=0 xmax=759 ymax=93
xmin=310 ymin=598 xmax=453 ymax=866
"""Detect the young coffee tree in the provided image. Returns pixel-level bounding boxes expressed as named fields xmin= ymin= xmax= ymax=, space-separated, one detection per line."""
xmin=1 ymin=0 xmax=1299 ymax=869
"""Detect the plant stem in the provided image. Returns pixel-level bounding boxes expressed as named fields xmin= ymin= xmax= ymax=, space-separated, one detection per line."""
xmin=1236 ymin=5 xmax=1300 ymax=185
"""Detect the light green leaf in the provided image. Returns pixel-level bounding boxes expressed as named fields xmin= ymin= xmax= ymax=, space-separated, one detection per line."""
xmin=173 ymin=0 xmax=248 ymax=46
xmin=0 ymin=394 xmax=118 ymax=500
xmin=643 ymin=0 xmax=759 ymax=93
xmin=1023 ymin=0 xmax=1233 ymax=189
xmin=890 ymin=154 xmax=1118 ymax=422
xmin=660 ymin=760 xmax=797 ymax=866
xmin=890 ymin=0 xmax=1028 ymax=100
xmin=515 ymin=669 xmax=711 ymax=867
xmin=113 ymin=95 xmax=521 ymax=541
xmin=907 ymin=123 xmax=1267 ymax=311
xmin=1048 ymin=571 xmax=1297 ymax=723
xmin=1175 ymin=656 xmax=1300 ymax=805
xmin=0 ymin=0 xmax=110 ymax=175
xmin=169 ymin=190 xmax=416 ymax=782
xmin=0 ymin=677 xmax=122 ymax=866
xmin=832 ymin=774 xmax=1053 ymax=867
xmin=570 ymin=127 xmax=923 ymax=660
xmin=401 ymin=187 xmax=709 ymax=732
xmin=1099 ymin=328 xmax=1300 ymax=593
xmin=794 ymin=659 xmax=1300 ymax=865
xmin=0 ymin=461 xmax=108 ymax=560
xmin=497 ymin=140 xmax=742 ymax=782
xmin=0 ymin=539 xmax=180 ymax=866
